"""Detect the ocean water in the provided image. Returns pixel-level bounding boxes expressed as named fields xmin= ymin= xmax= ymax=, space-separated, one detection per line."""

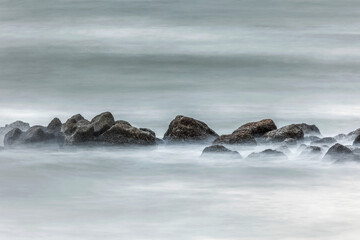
xmin=1 ymin=0 xmax=360 ymax=239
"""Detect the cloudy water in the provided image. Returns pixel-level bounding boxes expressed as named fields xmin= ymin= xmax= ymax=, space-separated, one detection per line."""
xmin=1 ymin=0 xmax=360 ymax=239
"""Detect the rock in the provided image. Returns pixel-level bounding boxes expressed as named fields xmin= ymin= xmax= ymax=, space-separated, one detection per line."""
xmin=283 ymin=138 xmax=297 ymax=145
xmin=115 ymin=120 xmax=131 ymax=126
xmin=276 ymin=145 xmax=291 ymax=155
xmin=64 ymin=120 xmax=94 ymax=145
xmin=0 ymin=121 xmax=30 ymax=146
xmin=201 ymin=145 xmax=241 ymax=157
xmin=234 ymin=119 xmax=277 ymax=137
xmin=347 ymin=128 xmax=360 ymax=140
xmin=61 ymin=114 xmax=85 ymax=135
xmin=4 ymin=128 xmax=23 ymax=146
xmin=247 ymin=149 xmax=288 ymax=160
xmin=140 ymin=128 xmax=156 ymax=137
xmin=311 ymin=137 xmax=337 ymax=145
xmin=295 ymin=123 xmax=321 ymax=136
xmin=47 ymin=118 xmax=62 ymax=134
xmin=90 ymin=112 xmax=115 ymax=137
xmin=323 ymin=143 xmax=359 ymax=162
xmin=334 ymin=134 xmax=347 ymax=142
xmin=98 ymin=122 xmax=156 ymax=145
xmin=303 ymin=136 xmax=321 ymax=142
xmin=163 ymin=115 xmax=218 ymax=143
xmin=214 ymin=131 xmax=256 ymax=145
xmin=299 ymin=146 xmax=322 ymax=159
xmin=21 ymin=126 xmax=54 ymax=144
xmin=263 ymin=124 xmax=304 ymax=142
xmin=353 ymin=135 xmax=360 ymax=146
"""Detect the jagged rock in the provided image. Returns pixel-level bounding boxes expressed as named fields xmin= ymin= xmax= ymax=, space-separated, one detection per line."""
xmin=323 ymin=143 xmax=359 ymax=162
xmin=201 ymin=145 xmax=241 ymax=157
xmin=347 ymin=128 xmax=360 ymax=141
xmin=64 ymin=120 xmax=94 ymax=145
xmin=91 ymin=112 xmax=115 ymax=137
xmin=247 ymin=149 xmax=288 ymax=160
xmin=311 ymin=137 xmax=337 ymax=145
xmin=163 ymin=115 xmax=218 ymax=143
xmin=4 ymin=128 xmax=23 ymax=146
xmin=214 ymin=131 xmax=256 ymax=145
xmin=99 ymin=122 xmax=156 ymax=145
xmin=295 ymin=123 xmax=321 ymax=136
xmin=263 ymin=124 xmax=304 ymax=142
xmin=47 ymin=118 xmax=62 ymax=134
xmin=353 ymin=135 xmax=360 ymax=146
xmin=234 ymin=119 xmax=277 ymax=137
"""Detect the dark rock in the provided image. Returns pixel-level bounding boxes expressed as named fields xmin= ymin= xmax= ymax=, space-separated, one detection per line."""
xmin=247 ymin=149 xmax=288 ymax=160
xmin=163 ymin=115 xmax=218 ymax=143
xmin=323 ymin=143 xmax=359 ymax=162
xmin=4 ymin=128 xmax=23 ymax=146
xmin=21 ymin=126 xmax=54 ymax=144
xmin=295 ymin=123 xmax=321 ymax=136
xmin=234 ymin=119 xmax=277 ymax=137
xmin=115 ymin=120 xmax=131 ymax=126
xmin=47 ymin=118 xmax=62 ymax=134
xmin=201 ymin=145 xmax=241 ymax=157
xmin=0 ymin=121 xmax=30 ymax=145
xmin=311 ymin=137 xmax=337 ymax=145
xmin=91 ymin=112 xmax=115 ymax=137
xmin=155 ymin=138 xmax=164 ymax=144
xmin=140 ymin=128 xmax=156 ymax=137
xmin=214 ymin=131 xmax=256 ymax=145
xmin=61 ymin=114 xmax=85 ymax=135
xmin=99 ymin=122 xmax=156 ymax=145
xmin=64 ymin=120 xmax=94 ymax=145
xmin=353 ymin=135 xmax=360 ymax=146
xmin=263 ymin=124 xmax=304 ymax=142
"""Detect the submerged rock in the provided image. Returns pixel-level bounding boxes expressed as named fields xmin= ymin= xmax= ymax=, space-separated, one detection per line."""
xmin=163 ymin=115 xmax=218 ymax=143
xmin=283 ymin=138 xmax=297 ymax=145
xmin=99 ymin=122 xmax=156 ymax=145
xmin=263 ymin=124 xmax=304 ymax=142
xmin=0 ymin=121 xmax=30 ymax=145
xmin=311 ymin=137 xmax=337 ymax=145
xmin=334 ymin=134 xmax=347 ymax=142
xmin=299 ymin=146 xmax=322 ymax=159
xmin=90 ymin=112 xmax=115 ymax=137
xmin=4 ymin=125 xmax=60 ymax=146
xmin=323 ymin=143 xmax=359 ymax=162
xmin=201 ymin=145 xmax=241 ymax=157
xmin=4 ymin=128 xmax=23 ymax=146
xmin=247 ymin=149 xmax=288 ymax=160
xmin=303 ymin=136 xmax=321 ymax=142
xmin=347 ymin=128 xmax=360 ymax=141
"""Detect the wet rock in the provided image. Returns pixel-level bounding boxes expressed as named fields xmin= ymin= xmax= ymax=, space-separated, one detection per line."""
xmin=234 ymin=119 xmax=277 ymax=137
xmin=247 ymin=149 xmax=288 ymax=160
xmin=214 ymin=131 xmax=256 ymax=145
xmin=47 ymin=118 xmax=62 ymax=134
xmin=323 ymin=143 xmax=359 ymax=162
xmin=263 ymin=124 xmax=304 ymax=142
xmin=276 ymin=145 xmax=291 ymax=155
xmin=99 ymin=122 xmax=156 ymax=145
xmin=163 ymin=115 xmax=218 ymax=143
xmin=295 ymin=123 xmax=321 ymax=136
xmin=0 ymin=121 xmax=30 ymax=145
xmin=311 ymin=137 xmax=337 ymax=145
xmin=115 ymin=120 xmax=131 ymax=126
xmin=4 ymin=128 xmax=23 ymax=146
xmin=283 ymin=138 xmax=297 ymax=145
xmin=21 ymin=126 xmax=54 ymax=144
xmin=91 ymin=112 xmax=115 ymax=137
xmin=201 ymin=145 xmax=241 ymax=157
xmin=353 ymin=135 xmax=360 ymax=146
xmin=347 ymin=128 xmax=360 ymax=141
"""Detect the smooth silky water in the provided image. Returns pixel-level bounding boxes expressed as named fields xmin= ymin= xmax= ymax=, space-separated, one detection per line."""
xmin=1 ymin=0 xmax=360 ymax=239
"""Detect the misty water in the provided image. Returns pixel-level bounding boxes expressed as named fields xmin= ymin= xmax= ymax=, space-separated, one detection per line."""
xmin=1 ymin=0 xmax=360 ymax=239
